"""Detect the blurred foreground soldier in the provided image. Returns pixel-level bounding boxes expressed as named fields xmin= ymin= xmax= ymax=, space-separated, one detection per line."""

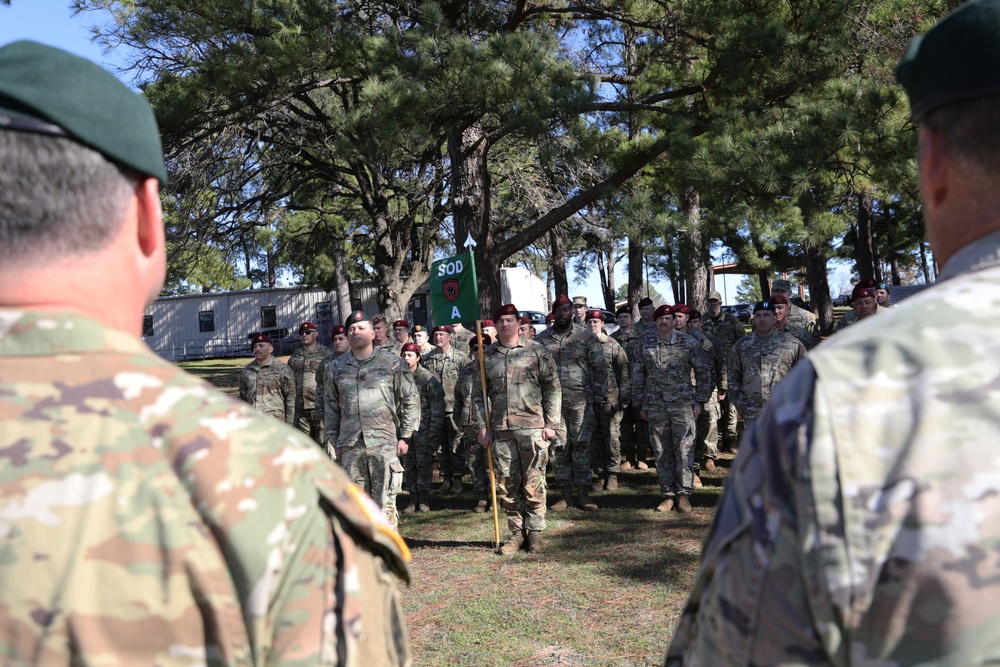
xmin=455 ymin=334 xmax=493 ymax=512
xmin=422 ymin=324 xmax=470 ymax=493
xmin=239 ymin=333 xmax=296 ymax=424
xmin=727 ymin=300 xmax=806 ymax=429
xmin=771 ymin=294 xmax=814 ymax=349
xmin=315 ymin=324 xmax=349 ymax=445
xmin=632 ymin=305 xmax=711 ymax=513
xmin=0 ymin=41 xmax=411 ymax=665
xmin=536 ymin=295 xmax=607 ymax=511
xmin=586 ymin=310 xmax=630 ymax=492
xmin=412 ymin=324 xmax=434 ymax=355
xmin=325 ymin=311 xmax=420 ymax=531
xmin=700 ymin=290 xmax=744 ymax=451
xmin=669 ymin=4 xmax=1000 ymax=662
xmin=400 ymin=343 xmax=444 ymax=514
xmin=771 ymin=278 xmax=819 ymax=345
xmin=288 ymin=320 xmax=328 ymax=440
xmin=474 ymin=305 xmax=561 ymax=555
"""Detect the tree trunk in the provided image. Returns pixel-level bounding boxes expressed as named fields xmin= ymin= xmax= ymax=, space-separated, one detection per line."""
xmin=682 ymin=187 xmax=709 ymax=312
xmin=805 ymin=243 xmax=833 ymax=334
xmin=855 ymin=190 xmax=875 ymax=281
xmin=758 ymin=269 xmax=772 ymax=301
xmin=627 ymin=230 xmax=644 ymax=317
xmin=920 ymin=239 xmax=932 ymax=284
xmin=550 ymin=228 xmax=569 ymax=297
xmin=331 ymin=234 xmax=353 ymax=324
xmin=601 ymin=247 xmax=618 ymax=310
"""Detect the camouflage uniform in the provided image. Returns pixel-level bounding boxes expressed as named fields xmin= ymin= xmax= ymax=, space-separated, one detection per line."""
xmin=324 ymin=349 xmax=420 ymax=531
xmin=836 ymin=302 xmax=887 ymax=331
xmin=667 ymin=238 xmax=1000 ymax=666
xmin=535 ymin=324 xmax=607 ymax=487
xmin=591 ymin=332 xmax=631 ymax=478
xmin=728 ymin=330 xmax=806 ymax=426
xmin=451 ymin=325 xmax=474 ymax=357
xmin=692 ymin=329 xmax=725 ymax=466
xmin=632 ymin=329 xmax=711 ymax=499
xmin=404 ymin=365 xmax=445 ymax=494
xmin=421 ymin=346 xmax=471 ymax=484
xmin=314 ymin=349 xmax=344 ymax=443
xmin=700 ymin=309 xmax=745 ymax=447
xmin=472 ymin=337 xmax=561 ymax=535
xmin=611 ymin=326 xmax=648 ymax=467
xmin=238 ymin=355 xmax=296 ymax=424
xmin=786 ymin=302 xmax=820 ymax=345
xmin=455 ymin=359 xmax=489 ymax=494
xmin=0 ymin=309 xmax=411 ymax=666
xmin=288 ymin=344 xmax=330 ymax=441
xmin=777 ymin=320 xmax=815 ymax=349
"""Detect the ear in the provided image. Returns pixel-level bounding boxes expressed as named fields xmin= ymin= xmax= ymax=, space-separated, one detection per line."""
xmin=918 ymin=124 xmax=949 ymax=211
xmin=133 ymin=177 xmax=166 ymax=303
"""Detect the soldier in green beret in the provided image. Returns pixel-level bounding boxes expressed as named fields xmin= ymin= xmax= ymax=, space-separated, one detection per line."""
xmin=668 ymin=2 xmax=1000 ymax=663
xmin=0 ymin=41 xmax=411 ymax=665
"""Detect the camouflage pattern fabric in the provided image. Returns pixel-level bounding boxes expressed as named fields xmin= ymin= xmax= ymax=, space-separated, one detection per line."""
xmin=417 ymin=341 xmax=435 ymax=357
xmin=700 ymin=310 xmax=745 ymax=444
xmin=491 ymin=429 xmax=550 ymax=533
xmin=694 ymin=331 xmax=726 ymax=464
xmin=451 ymin=326 xmax=474 ymax=357
xmin=238 ymin=356 xmax=296 ymax=424
xmin=535 ymin=324 xmax=607 ymax=486
xmin=471 ymin=337 xmax=561 ymax=433
xmin=777 ymin=320 xmax=815 ymax=349
xmin=611 ymin=326 xmax=646 ymax=465
xmin=0 ymin=309 xmax=411 ymax=666
xmin=728 ymin=330 xmax=806 ymax=425
xmin=324 ymin=349 xmax=420 ymax=530
xmin=591 ymin=332 xmax=631 ymax=476
xmin=667 ymin=239 xmax=1000 ymax=665
xmin=786 ymin=302 xmax=819 ymax=345
xmin=835 ymin=302 xmax=887 ymax=331
xmin=455 ymin=359 xmax=489 ymax=493
xmin=288 ymin=344 xmax=330 ymax=440
xmin=404 ymin=365 xmax=445 ymax=494
xmin=632 ymin=330 xmax=711 ymax=413
xmin=422 ymin=346 xmax=470 ymax=480
xmin=314 ymin=349 xmax=344 ymax=445
xmin=647 ymin=407 xmax=697 ymax=497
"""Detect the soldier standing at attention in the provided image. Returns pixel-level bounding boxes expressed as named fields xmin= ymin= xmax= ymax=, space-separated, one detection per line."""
xmin=727 ymin=300 xmax=806 ymax=431
xmin=455 ymin=334 xmax=493 ymax=512
xmin=390 ymin=319 xmax=412 ymax=355
xmin=325 ymin=311 xmax=420 ymax=530
xmin=771 ymin=279 xmax=819 ymax=345
xmin=771 ymin=294 xmax=815 ymax=349
xmin=700 ymin=290 xmax=745 ymax=452
xmin=450 ymin=321 xmax=475 ymax=356
xmin=474 ymin=305 xmax=562 ymax=555
xmin=676 ymin=306 xmax=724 ymax=483
xmin=585 ymin=309 xmax=631 ymax=492
xmin=0 ymin=41 xmax=411 ymax=665
xmin=371 ymin=313 xmax=391 ymax=349
xmin=536 ymin=295 xmax=607 ymax=511
xmin=835 ymin=283 xmax=881 ymax=331
xmin=239 ymin=333 xmax=296 ymax=424
xmin=400 ymin=342 xmax=445 ymax=514
xmin=634 ymin=296 xmax=657 ymax=335
xmin=412 ymin=324 xmax=435 ymax=355
xmin=288 ymin=320 xmax=328 ymax=441
xmin=632 ymin=304 xmax=711 ymax=513
xmin=422 ymin=324 xmax=470 ymax=494
xmin=519 ymin=315 xmax=536 ymax=339
xmin=572 ymin=296 xmax=589 ymax=325
xmin=315 ymin=323 xmax=349 ymax=450
xmin=669 ymin=3 xmax=1000 ymax=662
xmin=612 ymin=305 xmax=649 ymax=471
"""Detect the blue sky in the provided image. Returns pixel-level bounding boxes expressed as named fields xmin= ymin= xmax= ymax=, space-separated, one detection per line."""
xmin=1 ymin=1 xmax=790 ymax=306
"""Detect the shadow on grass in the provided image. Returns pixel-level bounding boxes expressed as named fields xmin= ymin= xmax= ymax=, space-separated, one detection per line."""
xmin=405 ymin=538 xmax=495 ymax=549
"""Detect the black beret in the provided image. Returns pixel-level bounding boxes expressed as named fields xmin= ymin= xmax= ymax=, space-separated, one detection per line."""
xmin=0 ymin=40 xmax=167 ymax=184
xmin=896 ymin=0 xmax=1000 ymax=120
xmin=754 ymin=300 xmax=776 ymax=314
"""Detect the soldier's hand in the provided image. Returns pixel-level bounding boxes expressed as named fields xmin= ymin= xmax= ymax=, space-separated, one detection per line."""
xmin=478 ymin=428 xmax=492 ymax=449
xmin=693 ymin=402 xmax=703 ymax=418
xmin=396 ymin=439 xmax=409 ymax=456
xmin=542 ymin=427 xmax=556 ymax=441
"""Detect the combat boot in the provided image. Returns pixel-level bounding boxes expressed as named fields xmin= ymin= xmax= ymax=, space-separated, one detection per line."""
xmin=636 ymin=460 xmax=649 ymax=470
xmin=417 ymin=492 xmax=431 ymax=513
xmin=591 ymin=476 xmax=606 ymax=493
xmin=605 ymin=474 xmax=618 ymax=492
xmin=450 ymin=476 xmax=464 ymax=495
xmin=655 ymin=497 xmax=675 ymax=512
xmin=473 ymin=492 xmax=489 ymax=513
xmin=703 ymin=458 xmax=716 ymax=471
xmin=677 ymin=496 xmax=693 ymax=513
xmin=401 ymin=495 xmax=417 ymax=514
xmin=435 ymin=477 xmax=452 ymax=494
xmin=692 ymin=473 xmax=703 ymax=490
xmin=550 ymin=485 xmax=574 ymax=511
xmin=498 ymin=531 xmax=525 ymax=556
xmin=619 ymin=461 xmax=633 ymax=471
xmin=526 ymin=530 xmax=545 ymax=554
xmin=576 ymin=485 xmax=598 ymax=511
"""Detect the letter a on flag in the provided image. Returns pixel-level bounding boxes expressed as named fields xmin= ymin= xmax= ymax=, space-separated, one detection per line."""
xmin=430 ymin=251 xmax=480 ymax=325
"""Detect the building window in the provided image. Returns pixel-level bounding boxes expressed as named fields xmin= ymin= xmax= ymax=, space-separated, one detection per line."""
xmin=261 ymin=306 xmax=277 ymax=329
xmin=142 ymin=315 xmax=154 ymax=337
xmin=316 ymin=302 xmax=333 ymax=320
xmin=199 ymin=310 xmax=215 ymax=333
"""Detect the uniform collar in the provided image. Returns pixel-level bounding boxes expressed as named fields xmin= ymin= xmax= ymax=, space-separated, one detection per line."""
xmin=939 ymin=227 xmax=1000 ymax=281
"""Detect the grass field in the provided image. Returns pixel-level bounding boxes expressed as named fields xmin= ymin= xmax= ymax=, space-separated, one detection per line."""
xmin=180 ymin=357 xmax=727 ymax=667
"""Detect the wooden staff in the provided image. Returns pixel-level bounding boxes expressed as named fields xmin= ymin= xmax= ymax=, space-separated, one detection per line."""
xmin=475 ymin=319 xmax=501 ymax=548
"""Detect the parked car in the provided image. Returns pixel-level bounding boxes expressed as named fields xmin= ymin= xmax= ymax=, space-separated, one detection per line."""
xmin=519 ymin=310 xmax=549 ymax=333
xmin=723 ymin=304 xmax=753 ymax=323
xmin=832 ymin=293 xmax=851 ymax=307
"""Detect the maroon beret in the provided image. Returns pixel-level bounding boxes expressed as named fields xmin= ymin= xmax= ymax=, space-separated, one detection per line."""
xmin=252 ymin=333 xmax=273 ymax=346
xmin=401 ymin=342 xmax=421 ymax=354
xmin=553 ymin=295 xmax=571 ymax=308
xmin=330 ymin=325 xmax=346 ymax=339
xmin=481 ymin=319 xmax=495 ymax=328
xmin=638 ymin=297 xmax=654 ymax=308
xmin=586 ymin=309 xmax=603 ymax=321
xmin=771 ymin=294 xmax=790 ymax=305
xmin=545 ymin=312 xmax=555 ymax=323
xmin=469 ymin=333 xmax=492 ymax=349
xmin=298 ymin=321 xmax=318 ymax=334
xmin=672 ymin=303 xmax=689 ymax=315
xmin=518 ymin=315 xmax=531 ymax=325
xmin=653 ymin=304 xmax=672 ymax=319
xmin=857 ymin=278 xmax=878 ymax=289
xmin=432 ymin=324 xmax=453 ymax=334
xmin=853 ymin=286 xmax=877 ymax=300
xmin=492 ymin=304 xmax=518 ymax=321
xmin=689 ymin=308 xmax=702 ymax=319
xmin=393 ymin=319 xmax=409 ymax=329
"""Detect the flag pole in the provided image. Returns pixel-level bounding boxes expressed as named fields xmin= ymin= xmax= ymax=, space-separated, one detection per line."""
xmin=476 ymin=319 xmax=501 ymax=549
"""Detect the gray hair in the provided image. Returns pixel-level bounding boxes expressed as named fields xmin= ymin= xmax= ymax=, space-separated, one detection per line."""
xmin=0 ymin=130 xmax=138 ymax=264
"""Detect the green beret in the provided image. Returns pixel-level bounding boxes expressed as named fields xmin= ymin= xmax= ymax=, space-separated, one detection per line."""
xmin=896 ymin=0 xmax=1000 ymax=120
xmin=0 ymin=40 xmax=166 ymax=184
